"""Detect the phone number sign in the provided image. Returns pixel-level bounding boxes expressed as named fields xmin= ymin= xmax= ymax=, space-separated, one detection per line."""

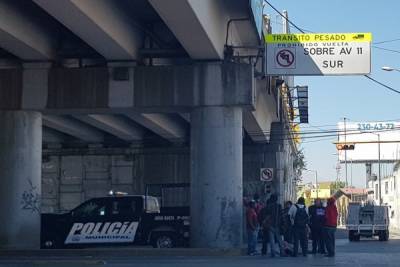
xmin=266 ymin=33 xmax=372 ymax=75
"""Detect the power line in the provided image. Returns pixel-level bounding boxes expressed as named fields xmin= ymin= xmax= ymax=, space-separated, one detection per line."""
xmin=246 ymin=125 xmax=400 ymax=136
xmin=302 ymin=137 xmax=341 ymax=144
xmin=303 ymin=119 xmax=400 ymax=129
xmin=268 ymin=19 xmax=314 ymax=33
xmin=246 ymin=128 xmax=400 ymax=144
xmin=246 ymin=125 xmax=400 ymax=142
xmin=373 ymin=46 xmax=400 ymax=54
xmin=246 ymin=119 xmax=400 ymax=136
xmin=264 ymin=1 xmax=400 ymax=96
xmin=263 ymin=0 xmax=400 ymax=146
xmin=373 ymin=38 xmax=400 ymax=45
xmin=263 ymin=0 xmax=306 ymax=33
xmin=364 ymin=75 xmax=400 ymax=94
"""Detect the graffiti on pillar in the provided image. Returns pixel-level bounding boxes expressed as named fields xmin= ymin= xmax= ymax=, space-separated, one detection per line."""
xmin=215 ymin=197 xmax=240 ymax=243
xmin=20 ymin=179 xmax=40 ymax=213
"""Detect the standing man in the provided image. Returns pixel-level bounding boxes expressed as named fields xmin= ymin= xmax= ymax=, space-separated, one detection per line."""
xmin=263 ymin=194 xmax=283 ymax=257
xmin=253 ymin=193 xmax=264 ymax=217
xmin=289 ymin=197 xmax=309 ymax=257
xmin=324 ymin=197 xmax=338 ymax=257
xmin=259 ymin=198 xmax=270 ymax=256
xmin=281 ymin=201 xmax=293 ymax=243
xmin=246 ymin=200 xmax=259 ymax=256
xmin=309 ymin=198 xmax=326 ymax=254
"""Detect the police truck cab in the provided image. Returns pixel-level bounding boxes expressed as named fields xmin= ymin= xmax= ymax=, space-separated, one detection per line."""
xmin=41 ymin=192 xmax=190 ymax=249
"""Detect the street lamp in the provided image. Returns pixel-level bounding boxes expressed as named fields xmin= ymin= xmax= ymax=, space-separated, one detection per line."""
xmin=382 ymin=66 xmax=400 ymax=72
xmin=305 ymin=169 xmax=318 ymax=198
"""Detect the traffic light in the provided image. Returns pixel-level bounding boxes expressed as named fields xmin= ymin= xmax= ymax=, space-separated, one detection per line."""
xmin=336 ymin=143 xmax=355 ymax=150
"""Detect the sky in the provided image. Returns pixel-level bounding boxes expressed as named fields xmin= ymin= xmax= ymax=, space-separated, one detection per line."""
xmin=267 ymin=0 xmax=400 ymax=187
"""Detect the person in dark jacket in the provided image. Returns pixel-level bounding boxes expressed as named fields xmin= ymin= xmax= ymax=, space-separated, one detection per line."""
xmin=281 ymin=201 xmax=293 ymax=243
xmin=253 ymin=193 xmax=264 ymax=217
xmin=289 ymin=197 xmax=309 ymax=257
xmin=259 ymin=198 xmax=269 ymax=256
xmin=308 ymin=198 xmax=326 ymax=254
xmin=262 ymin=194 xmax=283 ymax=257
xmin=324 ymin=197 xmax=338 ymax=257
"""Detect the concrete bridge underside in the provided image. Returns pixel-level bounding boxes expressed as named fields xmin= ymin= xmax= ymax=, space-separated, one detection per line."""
xmin=0 ymin=0 xmax=294 ymax=249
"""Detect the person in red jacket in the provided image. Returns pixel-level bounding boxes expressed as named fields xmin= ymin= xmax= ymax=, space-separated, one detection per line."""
xmin=246 ymin=200 xmax=259 ymax=255
xmin=324 ymin=197 xmax=338 ymax=257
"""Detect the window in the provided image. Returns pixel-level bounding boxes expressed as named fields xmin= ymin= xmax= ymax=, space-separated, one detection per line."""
xmin=112 ymin=201 xmax=119 ymax=215
xmin=111 ymin=199 xmax=137 ymax=216
xmin=161 ymin=187 xmax=190 ymax=207
xmin=145 ymin=197 xmax=160 ymax=213
xmin=73 ymin=200 xmax=106 ymax=217
xmin=385 ymin=182 xmax=389 ymax=194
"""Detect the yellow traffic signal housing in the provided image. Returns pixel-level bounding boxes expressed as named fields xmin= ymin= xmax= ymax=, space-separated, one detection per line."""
xmin=336 ymin=143 xmax=355 ymax=150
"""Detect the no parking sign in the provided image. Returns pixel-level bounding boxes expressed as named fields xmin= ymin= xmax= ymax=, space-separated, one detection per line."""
xmin=260 ymin=168 xmax=273 ymax=182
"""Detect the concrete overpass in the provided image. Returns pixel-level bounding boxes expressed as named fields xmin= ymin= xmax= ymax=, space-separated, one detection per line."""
xmin=0 ymin=0 xmax=297 ymax=249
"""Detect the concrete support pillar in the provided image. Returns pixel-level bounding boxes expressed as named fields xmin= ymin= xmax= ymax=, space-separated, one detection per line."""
xmin=0 ymin=111 xmax=42 ymax=249
xmin=190 ymin=106 xmax=243 ymax=248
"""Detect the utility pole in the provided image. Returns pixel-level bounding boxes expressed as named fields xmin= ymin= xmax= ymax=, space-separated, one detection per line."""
xmin=315 ymin=170 xmax=318 ymax=198
xmin=350 ymin=158 xmax=353 ymax=188
xmin=350 ymin=158 xmax=353 ymax=201
xmin=344 ymin=118 xmax=348 ymax=187
xmin=378 ymin=134 xmax=382 ymax=205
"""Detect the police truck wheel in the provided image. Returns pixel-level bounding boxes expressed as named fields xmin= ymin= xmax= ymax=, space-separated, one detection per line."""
xmin=349 ymin=231 xmax=360 ymax=242
xmin=379 ymin=230 xmax=389 ymax=241
xmin=152 ymin=232 xmax=176 ymax=248
xmin=348 ymin=231 xmax=354 ymax=241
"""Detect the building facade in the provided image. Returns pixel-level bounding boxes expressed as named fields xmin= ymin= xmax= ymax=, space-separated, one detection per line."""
xmin=369 ymin=164 xmax=400 ymax=230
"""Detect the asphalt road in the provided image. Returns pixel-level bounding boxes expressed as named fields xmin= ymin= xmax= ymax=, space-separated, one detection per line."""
xmin=1 ymin=229 xmax=400 ymax=267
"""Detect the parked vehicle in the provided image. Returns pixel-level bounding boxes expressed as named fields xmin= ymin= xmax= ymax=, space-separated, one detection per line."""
xmin=346 ymin=203 xmax=389 ymax=241
xmin=41 ymin=192 xmax=190 ymax=249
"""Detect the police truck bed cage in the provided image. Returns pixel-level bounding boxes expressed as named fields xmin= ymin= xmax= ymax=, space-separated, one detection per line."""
xmin=346 ymin=203 xmax=389 ymax=241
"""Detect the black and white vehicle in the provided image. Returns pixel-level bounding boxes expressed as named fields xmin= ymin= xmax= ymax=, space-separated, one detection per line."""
xmin=41 ymin=193 xmax=190 ymax=249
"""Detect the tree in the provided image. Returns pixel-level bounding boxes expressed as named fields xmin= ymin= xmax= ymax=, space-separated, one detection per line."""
xmin=330 ymin=181 xmax=346 ymax=194
xmin=293 ymin=149 xmax=306 ymax=182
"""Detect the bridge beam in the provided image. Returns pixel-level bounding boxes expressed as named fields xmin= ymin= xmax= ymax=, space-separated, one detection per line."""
xmin=34 ymin=0 xmax=141 ymax=60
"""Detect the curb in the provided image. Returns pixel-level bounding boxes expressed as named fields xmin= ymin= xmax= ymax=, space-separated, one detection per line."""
xmin=0 ymin=248 xmax=245 ymax=258
xmin=0 ymin=260 xmax=106 ymax=265
xmin=34 ymin=260 xmax=106 ymax=265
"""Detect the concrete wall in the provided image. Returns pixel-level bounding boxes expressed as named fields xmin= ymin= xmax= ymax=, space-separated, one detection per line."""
xmin=41 ymin=148 xmax=190 ymax=213
xmin=42 ymin=143 xmax=297 ymax=213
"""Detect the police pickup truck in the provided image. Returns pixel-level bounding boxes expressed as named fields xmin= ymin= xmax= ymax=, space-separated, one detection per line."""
xmin=41 ymin=193 xmax=190 ymax=249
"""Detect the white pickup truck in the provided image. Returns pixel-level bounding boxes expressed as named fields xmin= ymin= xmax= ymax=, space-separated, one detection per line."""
xmin=346 ymin=203 xmax=389 ymax=241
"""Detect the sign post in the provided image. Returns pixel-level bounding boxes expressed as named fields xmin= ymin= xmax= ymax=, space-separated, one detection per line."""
xmin=260 ymin=168 xmax=274 ymax=182
xmin=266 ymin=33 xmax=372 ymax=75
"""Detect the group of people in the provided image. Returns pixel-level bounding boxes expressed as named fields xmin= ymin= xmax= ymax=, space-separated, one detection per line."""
xmin=246 ymin=194 xmax=338 ymax=258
